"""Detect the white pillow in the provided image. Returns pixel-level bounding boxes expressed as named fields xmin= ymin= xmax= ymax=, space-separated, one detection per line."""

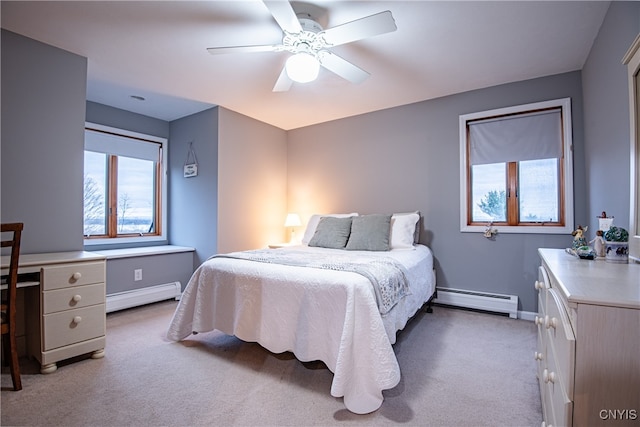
xmin=302 ymin=213 xmax=358 ymax=245
xmin=390 ymin=211 xmax=420 ymax=250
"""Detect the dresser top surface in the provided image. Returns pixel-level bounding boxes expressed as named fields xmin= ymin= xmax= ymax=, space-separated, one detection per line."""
xmin=539 ymin=248 xmax=640 ymax=309
xmin=1 ymin=251 xmax=105 ymax=270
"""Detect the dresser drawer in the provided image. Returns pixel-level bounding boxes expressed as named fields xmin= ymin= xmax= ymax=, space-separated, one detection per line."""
xmin=535 ymin=329 xmax=547 ymax=414
xmin=546 ymin=288 xmax=576 ymax=399
xmin=42 ymin=304 xmax=105 ymax=351
xmin=42 ymin=262 xmax=105 ymax=291
xmin=541 ymin=377 xmax=557 ymax=427
xmin=42 ymin=283 xmax=105 ymax=314
xmin=545 ymin=338 xmax=573 ymax=427
xmin=538 ymin=293 xmax=546 ymax=317
xmin=536 ymin=266 xmax=551 ymax=315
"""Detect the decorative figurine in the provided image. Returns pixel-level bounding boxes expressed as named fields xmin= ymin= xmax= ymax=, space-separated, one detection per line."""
xmin=589 ymin=230 xmax=606 ymax=257
xmin=484 ymin=222 xmax=498 ymax=239
xmin=571 ymin=225 xmax=588 ymax=249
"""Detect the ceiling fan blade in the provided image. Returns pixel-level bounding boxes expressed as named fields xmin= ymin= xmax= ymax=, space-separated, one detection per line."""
xmin=321 ymin=11 xmax=397 ymax=47
xmin=207 ymin=45 xmax=280 ymax=55
xmin=263 ymin=0 xmax=302 ymax=34
xmin=318 ymin=51 xmax=369 ymax=84
xmin=273 ymin=66 xmax=293 ymax=92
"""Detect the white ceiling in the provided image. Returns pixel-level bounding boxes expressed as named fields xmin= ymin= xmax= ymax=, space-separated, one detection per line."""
xmin=2 ymin=1 xmax=610 ymax=130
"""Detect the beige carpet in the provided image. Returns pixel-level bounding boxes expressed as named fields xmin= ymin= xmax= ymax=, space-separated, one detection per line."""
xmin=1 ymin=301 xmax=542 ymax=426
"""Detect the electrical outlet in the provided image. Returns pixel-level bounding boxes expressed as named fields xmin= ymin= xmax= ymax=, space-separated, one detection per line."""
xmin=134 ymin=269 xmax=142 ymax=281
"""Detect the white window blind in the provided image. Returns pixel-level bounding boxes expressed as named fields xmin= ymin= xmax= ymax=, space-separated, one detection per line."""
xmin=85 ymin=129 xmax=161 ymax=162
xmin=468 ymin=109 xmax=562 ymax=165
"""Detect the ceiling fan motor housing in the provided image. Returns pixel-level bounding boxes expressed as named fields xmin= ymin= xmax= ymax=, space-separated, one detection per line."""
xmin=298 ymin=16 xmax=323 ymax=33
xmin=282 ymin=16 xmax=327 ymax=56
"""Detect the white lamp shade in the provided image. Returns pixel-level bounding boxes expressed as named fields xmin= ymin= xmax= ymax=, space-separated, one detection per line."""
xmin=284 ymin=213 xmax=302 ymax=227
xmin=285 ymin=53 xmax=319 ymax=83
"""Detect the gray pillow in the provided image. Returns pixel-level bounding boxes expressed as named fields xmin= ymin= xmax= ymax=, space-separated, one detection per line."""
xmin=308 ymin=216 xmax=353 ymax=249
xmin=346 ymin=214 xmax=392 ymax=251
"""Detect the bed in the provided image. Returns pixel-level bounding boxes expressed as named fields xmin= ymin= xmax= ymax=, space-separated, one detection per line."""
xmin=166 ymin=212 xmax=436 ymax=414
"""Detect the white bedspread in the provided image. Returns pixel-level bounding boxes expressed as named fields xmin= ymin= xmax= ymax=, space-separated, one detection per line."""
xmin=166 ymin=244 xmax=435 ymax=414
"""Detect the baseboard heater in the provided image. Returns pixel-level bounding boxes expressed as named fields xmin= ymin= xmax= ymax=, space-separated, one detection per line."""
xmin=434 ymin=287 xmax=518 ymax=319
xmin=106 ymin=282 xmax=182 ymax=313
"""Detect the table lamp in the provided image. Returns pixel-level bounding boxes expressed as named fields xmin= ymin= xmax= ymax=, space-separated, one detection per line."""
xmin=284 ymin=213 xmax=302 ymax=243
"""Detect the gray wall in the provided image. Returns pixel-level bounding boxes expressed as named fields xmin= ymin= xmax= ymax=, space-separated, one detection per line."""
xmin=169 ymin=108 xmax=219 ymax=267
xmin=288 ymin=72 xmax=585 ymax=313
xmin=86 ymin=101 xmax=169 ymax=141
xmin=103 ymin=252 xmax=193 ymax=295
xmin=1 ymin=29 xmax=87 ymax=253
xmin=582 ymin=1 xmax=640 ymax=232
xmin=217 ymin=108 xmax=288 ymax=254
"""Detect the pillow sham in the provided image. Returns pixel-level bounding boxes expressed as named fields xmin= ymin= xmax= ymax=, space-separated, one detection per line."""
xmin=301 ymin=213 xmax=358 ymax=245
xmin=390 ymin=211 xmax=421 ymax=250
xmin=345 ymin=214 xmax=392 ymax=251
xmin=308 ymin=216 xmax=353 ymax=249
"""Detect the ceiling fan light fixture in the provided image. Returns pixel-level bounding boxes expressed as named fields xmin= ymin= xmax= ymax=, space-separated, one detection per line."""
xmin=285 ymin=52 xmax=319 ymax=83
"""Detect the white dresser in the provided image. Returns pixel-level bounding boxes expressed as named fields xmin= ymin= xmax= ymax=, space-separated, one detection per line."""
xmin=2 ymin=251 xmax=107 ymax=374
xmin=535 ymin=248 xmax=640 ymax=427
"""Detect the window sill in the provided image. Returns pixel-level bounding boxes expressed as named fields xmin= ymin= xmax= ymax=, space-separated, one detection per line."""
xmin=84 ymin=235 xmax=167 ymax=250
xmin=461 ymin=224 xmax=573 ymax=234
xmin=92 ymin=245 xmax=195 ymax=259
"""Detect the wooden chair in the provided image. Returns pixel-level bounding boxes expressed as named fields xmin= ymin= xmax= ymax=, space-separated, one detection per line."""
xmin=1 ymin=222 xmax=23 ymax=391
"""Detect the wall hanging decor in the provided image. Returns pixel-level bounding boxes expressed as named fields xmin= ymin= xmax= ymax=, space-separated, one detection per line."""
xmin=184 ymin=142 xmax=198 ymax=178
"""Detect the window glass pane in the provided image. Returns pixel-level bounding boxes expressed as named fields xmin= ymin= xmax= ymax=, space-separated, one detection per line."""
xmin=117 ymin=157 xmax=155 ymax=234
xmin=84 ymin=151 xmax=107 ymax=236
xmin=471 ymin=162 xmax=506 ymax=222
xmin=519 ymin=158 xmax=559 ymax=222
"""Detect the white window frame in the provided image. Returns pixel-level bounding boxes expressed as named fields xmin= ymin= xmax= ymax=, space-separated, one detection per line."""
xmin=83 ymin=122 xmax=168 ymax=247
xmin=459 ymin=98 xmax=574 ymax=234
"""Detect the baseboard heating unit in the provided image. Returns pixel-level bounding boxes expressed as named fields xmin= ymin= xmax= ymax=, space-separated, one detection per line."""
xmin=106 ymin=282 xmax=182 ymax=313
xmin=434 ymin=287 xmax=518 ymax=319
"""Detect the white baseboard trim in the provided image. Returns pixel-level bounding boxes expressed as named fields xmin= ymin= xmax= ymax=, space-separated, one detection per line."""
xmin=518 ymin=310 xmax=537 ymax=322
xmin=106 ymin=281 xmax=181 ymax=313
xmin=434 ymin=287 xmax=519 ymax=319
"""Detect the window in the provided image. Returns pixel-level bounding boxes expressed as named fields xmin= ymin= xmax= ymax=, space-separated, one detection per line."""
xmin=83 ymin=124 xmax=167 ymax=244
xmin=459 ymin=98 xmax=574 ymax=234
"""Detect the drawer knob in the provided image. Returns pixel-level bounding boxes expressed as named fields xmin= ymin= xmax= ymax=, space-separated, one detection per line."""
xmin=543 ymin=369 xmax=556 ymax=384
xmin=545 ymin=316 xmax=557 ymax=330
xmin=72 ymin=294 xmax=82 ymax=302
xmin=72 ymin=272 xmax=82 ymax=280
xmin=534 ymin=352 xmax=543 ymax=361
xmin=534 ymin=280 xmax=543 ymax=290
xmin=73 ymin=316 xmax=82 ymax=324
xmin=534 ymin=315 xmax=543 ymax=326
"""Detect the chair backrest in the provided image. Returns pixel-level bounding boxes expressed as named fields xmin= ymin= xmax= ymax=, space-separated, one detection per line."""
xmin=1 ymin=223 xmax=23 ymax=313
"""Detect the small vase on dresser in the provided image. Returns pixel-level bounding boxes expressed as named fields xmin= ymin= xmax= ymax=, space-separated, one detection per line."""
xmin=605 ymin=241 xmax=629 ymax=263
xmin=603 ymin=226 xmax=630 ymax=263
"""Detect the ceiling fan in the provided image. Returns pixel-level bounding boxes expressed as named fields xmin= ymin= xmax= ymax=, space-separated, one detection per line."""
xmin=207 ymin=0 xmax=397 ymax=92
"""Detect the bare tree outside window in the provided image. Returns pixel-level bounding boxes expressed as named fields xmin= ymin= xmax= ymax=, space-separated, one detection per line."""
xmin=118 ymin=193 xmax=131 ymax=233
xmin=83 ymin=174 xmax=105 ymax=236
